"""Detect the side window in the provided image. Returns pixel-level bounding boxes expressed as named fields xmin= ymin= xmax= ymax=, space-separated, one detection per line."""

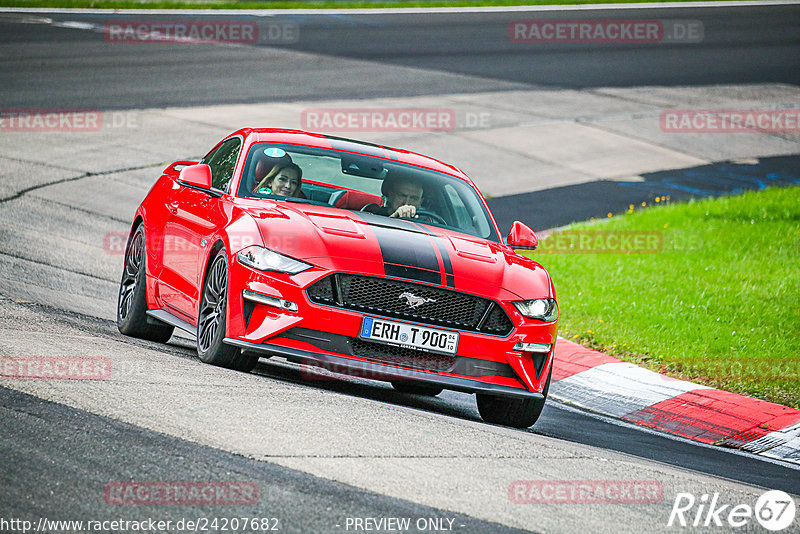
xmin=204 ymin=138 xmax=241 ymax=192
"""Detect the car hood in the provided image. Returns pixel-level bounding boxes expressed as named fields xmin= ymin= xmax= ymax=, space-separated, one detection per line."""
xmin=241 ymin=202 xmax=553 ymax=301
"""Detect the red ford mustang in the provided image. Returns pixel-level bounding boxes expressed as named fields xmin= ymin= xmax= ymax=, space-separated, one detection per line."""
xmin=117 ymin=128 xmax=558 ymax=428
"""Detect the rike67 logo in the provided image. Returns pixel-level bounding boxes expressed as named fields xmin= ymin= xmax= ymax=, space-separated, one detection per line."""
xmin=668 ymin=490 xmax=796 ymax=531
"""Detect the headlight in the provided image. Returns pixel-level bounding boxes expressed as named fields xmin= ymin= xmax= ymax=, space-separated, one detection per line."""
xmin=513 ymin=298 xmax=558 ymax=322
xmin=236 ymin=245 xmax=312 ymax=274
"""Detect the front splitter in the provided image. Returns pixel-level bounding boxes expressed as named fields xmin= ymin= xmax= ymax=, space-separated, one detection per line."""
xmin=224 ymin=338 xmax=543 ymax=400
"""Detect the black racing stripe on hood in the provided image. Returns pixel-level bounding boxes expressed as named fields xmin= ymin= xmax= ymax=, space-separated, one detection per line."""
xmin=357 ymin=213 xmax=443 ymax=285
xmin=374 ymin=226 xmax=441 ymax=285
xmin=357 ymin=211 xmax=422 ymax=232
xmin=436 ymin=240 xmax=456 ymax=289
xmin=410 ymin=221 xmax=455 ymax=289
xmin=383 ymin=263 xmax=440 ymax=285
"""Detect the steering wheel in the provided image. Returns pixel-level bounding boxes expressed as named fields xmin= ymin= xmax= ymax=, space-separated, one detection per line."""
xmin=410 ymin=209 xmax=447 ymax=225
xmin=360 ymin=203 xmax=381 ymax=213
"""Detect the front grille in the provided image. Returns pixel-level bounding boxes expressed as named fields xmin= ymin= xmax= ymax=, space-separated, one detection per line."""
xmin=350 ymin=338 xmax=455 ymax=372
xmin=306 ymin=273 xmax=513 ymax=336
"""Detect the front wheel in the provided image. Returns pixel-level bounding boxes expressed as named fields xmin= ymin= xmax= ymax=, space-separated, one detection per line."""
xmin=476 ymin=367 xmax=551 ymax=428
xmin=117 ymin=224 xmax=174 ymax=343
xmin=196 ymin=250 xmax=258 ymax=372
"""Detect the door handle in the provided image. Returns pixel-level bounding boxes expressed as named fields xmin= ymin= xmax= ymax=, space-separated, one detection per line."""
xmin=168 ymin=203 xmax=178 ymax=215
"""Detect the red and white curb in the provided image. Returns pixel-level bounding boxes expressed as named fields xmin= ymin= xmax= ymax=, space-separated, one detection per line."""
xmin=550 ymin=338 xmax=800 ymax=465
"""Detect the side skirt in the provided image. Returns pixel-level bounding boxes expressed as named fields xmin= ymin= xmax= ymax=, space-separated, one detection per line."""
xmin=146 ymin=309 xmax=197 ymax=337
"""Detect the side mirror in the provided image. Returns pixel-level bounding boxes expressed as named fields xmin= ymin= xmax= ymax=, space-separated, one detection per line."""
xmin=507 ymin=221 xmax=538 ymax=249
xmin=178 ymin=164 xmax=212 ymax=190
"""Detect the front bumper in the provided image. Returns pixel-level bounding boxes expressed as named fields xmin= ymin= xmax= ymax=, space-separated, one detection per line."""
xmin=226 ymin=259 xmax=557 ymax=396
xmin=224 ymin=337 xmax=545 ymax=400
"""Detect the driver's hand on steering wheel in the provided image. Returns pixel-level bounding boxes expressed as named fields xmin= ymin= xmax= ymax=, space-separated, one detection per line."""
xmin=390 ymin=204 xmax=417 ymax=219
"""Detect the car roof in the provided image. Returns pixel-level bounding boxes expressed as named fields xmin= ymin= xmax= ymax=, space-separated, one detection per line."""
xmin=231 ymin=128 xmax=471 ymax=182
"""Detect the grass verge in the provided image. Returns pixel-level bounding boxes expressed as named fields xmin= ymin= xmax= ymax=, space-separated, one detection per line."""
xmin=527 ymin=186 xmax=800 ymax=408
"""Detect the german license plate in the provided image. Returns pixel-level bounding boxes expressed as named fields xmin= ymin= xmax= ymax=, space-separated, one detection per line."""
xmin=358 ymin=317 xmax=459 ymax=356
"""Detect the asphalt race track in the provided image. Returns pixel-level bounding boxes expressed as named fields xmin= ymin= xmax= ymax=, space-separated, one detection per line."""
xmin=1 ymin=4 xmax=799 ymax=533
xmin=0 ymin=4 xmax=798 ymax=109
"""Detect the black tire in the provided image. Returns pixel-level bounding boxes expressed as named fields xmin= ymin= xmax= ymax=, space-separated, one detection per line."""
xmin=391 ymin=381 xmax=444 ymax=396
xmin=117 ymin=224 xmax=174 ymax=343
xmin=476 ymin=367 xmax=552 ymax=428
xmin=196 ymin=249 xmax=258 ymax=373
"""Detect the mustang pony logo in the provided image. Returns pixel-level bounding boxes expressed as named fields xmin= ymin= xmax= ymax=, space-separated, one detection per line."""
xmin=398 ymin=291 xmax=436 ymax=309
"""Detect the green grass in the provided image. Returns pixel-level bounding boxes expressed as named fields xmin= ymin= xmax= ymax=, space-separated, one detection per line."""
xmin=0 ymin=0 xmax=744 ymax=9
xmin=527 ymin=186 xmax=800 ymax=408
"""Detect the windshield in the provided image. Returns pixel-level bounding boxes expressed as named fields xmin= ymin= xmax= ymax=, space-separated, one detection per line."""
xmin=237 ymin=142 xmax=498 ymax=241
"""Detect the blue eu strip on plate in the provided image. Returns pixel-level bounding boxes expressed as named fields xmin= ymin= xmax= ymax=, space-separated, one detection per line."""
xmin=361 ymin=317 xmax=374 ymax=338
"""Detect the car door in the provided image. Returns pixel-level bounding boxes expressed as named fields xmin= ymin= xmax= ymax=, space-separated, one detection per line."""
xmin=161 ymin=137 xmax=241 ymax=321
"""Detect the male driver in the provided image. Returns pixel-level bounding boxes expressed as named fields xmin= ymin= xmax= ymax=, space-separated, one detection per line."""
xmin=373 ymin=177 xmax=424 ymax=218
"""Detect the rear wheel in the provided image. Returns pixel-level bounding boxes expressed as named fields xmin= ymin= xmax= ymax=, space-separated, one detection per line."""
xmin=476 ymin=367 xmax=551 ymax=428
xmin=117 ymin=224 xmax=174 ymax=343
xmin=391 ymin=381 xmax=444 ymax=396
xmin=196 ymin=250 xmax=258 ymax=372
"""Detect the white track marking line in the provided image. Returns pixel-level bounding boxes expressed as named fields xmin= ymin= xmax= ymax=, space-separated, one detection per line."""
xmin=2 ymin=1 xmax=799 ymax=16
